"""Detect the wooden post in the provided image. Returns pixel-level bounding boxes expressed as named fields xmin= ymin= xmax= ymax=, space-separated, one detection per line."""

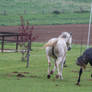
xmin=29 ymin=40 xmax=32 ymax=51
xmin=1 ymin=36 xmax=4 ymax=52
xmin=26 ymin=40 xmax=31 ymax=68
xmin=16 ymin=35 xmax=19 ymax=52
xmin=87 ymin=3 xmax=92 ymax=48
xmin=3 ymin=10 xmax=7 ymax=16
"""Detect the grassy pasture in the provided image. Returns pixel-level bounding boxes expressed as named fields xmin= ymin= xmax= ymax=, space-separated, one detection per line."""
xmin=0 ymin=42 xmax=92 ymax=92
xmin=0 ymin=0 xmax=91 ymax=25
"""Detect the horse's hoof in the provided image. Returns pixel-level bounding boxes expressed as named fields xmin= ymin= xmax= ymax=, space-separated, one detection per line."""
xmin=91 ymin=74 xmax=92 ymax=78
xmin=60 ymin=76 xmax=63 ymax=80
xmin=50 ymin=70 xmax=53 ymax=74
xmin=47 ymin=75 xmax=51 ymax=79
xmin=56 ymin=75 xmax=59 ymax=79
xmin=76 ymin=82 xmax=80 ymax=86
xmin=48 ymin=62 xmax=51 ymax=67
xmin=64 ymin=64 xmax=68 ymax=67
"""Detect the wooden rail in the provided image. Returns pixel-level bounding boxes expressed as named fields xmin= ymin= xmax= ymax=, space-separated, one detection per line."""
xmin=0 ymin=32 xmax=19 ymax=52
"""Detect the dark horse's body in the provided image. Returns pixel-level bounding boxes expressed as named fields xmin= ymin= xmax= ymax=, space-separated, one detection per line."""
xmin=76 ymin=48 xmax=92 ymax=85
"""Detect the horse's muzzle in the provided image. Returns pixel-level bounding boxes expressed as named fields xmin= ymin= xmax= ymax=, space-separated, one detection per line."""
xmin=68 ymin=47 xmax=71 ymax=51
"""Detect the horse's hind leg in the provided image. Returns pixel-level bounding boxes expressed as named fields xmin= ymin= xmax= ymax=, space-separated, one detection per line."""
xmin=91 ymin=74 xmax=92 ymax=78
xmin=50 ymin=59 xmax=56 ymax=75
xmin=47 ymin=56 xmax=51 ymax=79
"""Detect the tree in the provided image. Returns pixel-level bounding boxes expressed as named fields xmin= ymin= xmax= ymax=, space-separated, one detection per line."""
xmin=18 ymin=16 xmax=38 ymax=68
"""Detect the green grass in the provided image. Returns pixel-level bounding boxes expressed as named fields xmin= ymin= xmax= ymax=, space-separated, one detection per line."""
xmin=0 ymin=13 xmax=90 ymax=25
xmin=0 ymin=42 xmax=92 ymax=92
xmin=0 ymin=0 xmax=91 ymax=25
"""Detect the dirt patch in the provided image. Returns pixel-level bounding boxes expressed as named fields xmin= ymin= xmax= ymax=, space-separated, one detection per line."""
xmin=12 ymin=71 xmax=30 ymax=74
xmin=7 ymin=71 xmax=31 ymax=79
xmin=7 ymin=72 xmax=41 ymax=79
xmin=16 ymin=73 xmax=25 ymax=78
xmin=55 ymin=84 xmax=59 ymax=86
xmin=0 ymin=24 xmax=92 ymax=44
xmin=23 ymin=72 xmax=30 ymax=74
xmin=88 ymin=79 xmax=92 ymax=81
xmin=12 ymin=71 xmax=18 ymax=74
xmin=72 ymin=70 xmax=79 ymax=73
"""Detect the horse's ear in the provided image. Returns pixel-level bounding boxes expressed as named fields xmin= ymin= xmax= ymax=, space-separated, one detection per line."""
xmin=70 ymin=32 xmax=72 ymax=36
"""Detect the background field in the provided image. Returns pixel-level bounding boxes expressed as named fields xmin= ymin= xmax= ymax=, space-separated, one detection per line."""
xmin=0 ymin=43 xmax=92 ymax=92
xmin=0 ymin=0 xmax=92 ymax=25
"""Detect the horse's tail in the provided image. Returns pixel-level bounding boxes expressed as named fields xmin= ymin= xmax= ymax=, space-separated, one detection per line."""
xmin=44 ymin=40 xmax=57 ymax=48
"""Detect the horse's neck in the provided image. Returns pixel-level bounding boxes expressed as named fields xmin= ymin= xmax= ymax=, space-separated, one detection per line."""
xmin=58 ymin=37 xmax=68 ymax=42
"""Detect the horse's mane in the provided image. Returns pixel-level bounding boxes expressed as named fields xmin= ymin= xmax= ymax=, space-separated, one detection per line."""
xmin=59 ymin=32 xmax=70 ymax=38
xmin=44 ymin=32 xmax=72 ymax=48
xmin=44 ymin=40 xmax=57 ymax=47
xmin=61 ymin=34 xmax=67 ymax=39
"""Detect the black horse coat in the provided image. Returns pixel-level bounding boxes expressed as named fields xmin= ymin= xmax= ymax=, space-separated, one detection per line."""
xmin=77 ymin=48 xmax=92 ymax=67
xmin=76 ymin=48 xmax=92 ymax=85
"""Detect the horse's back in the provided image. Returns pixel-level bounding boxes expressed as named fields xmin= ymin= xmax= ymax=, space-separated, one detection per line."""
xmin=83 ymin=48 xmax=92 ymax=58
xmin=46 ymin=46 xmax=52 ymax=56
xmin=83 ymin=48 xmax=92 ymax=65
xmin=48 ymin=38 xmax=57 ymax=43
xmin=54 ymin=38 xmax=67 ymax=57
xmin=57 ymin=38 xmax=67 ymax=49
xmin=45 ymin=38 xmax=57 ymax=54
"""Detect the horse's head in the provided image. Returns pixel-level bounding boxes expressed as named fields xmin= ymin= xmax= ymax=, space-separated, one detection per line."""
xmin=59 ymin=32 xmax=72 ymax=51
xmin=66 ymin=32 xmax=72 ymax=51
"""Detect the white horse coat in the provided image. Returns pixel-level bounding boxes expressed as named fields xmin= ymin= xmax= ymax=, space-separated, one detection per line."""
xmin=45 ymin=32 xmax=72 ymax=79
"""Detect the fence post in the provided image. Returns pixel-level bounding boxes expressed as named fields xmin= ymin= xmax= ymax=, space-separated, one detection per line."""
xmin=26 ymin=40 xmax=31 ymax=68
xmin=3 ymin=10 xmax=7 ymax=16
xmin=87 ymin=3 xmax=92 ymax=48
xmin=1 ymin=36 xmax=5 ymax=52
xmin=16 ymin=35 xmax=19 ymax=52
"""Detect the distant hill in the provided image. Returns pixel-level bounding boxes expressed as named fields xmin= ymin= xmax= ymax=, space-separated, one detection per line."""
xmin=0 ymin=0 xmax=91 ymax=25
xmin=0 ymin=0 xmax=91 ymax=15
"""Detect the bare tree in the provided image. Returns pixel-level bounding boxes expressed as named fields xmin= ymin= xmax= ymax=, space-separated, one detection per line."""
xmin=18 ymin=16 xmax=38 ymax=68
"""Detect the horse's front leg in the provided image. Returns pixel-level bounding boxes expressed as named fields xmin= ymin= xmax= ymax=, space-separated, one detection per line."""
xmin=59 ymin=62 xmax=64 ymax=80
xmin=76 ymin=67 xmax=83 ymax=85
xmin=59 ymin=56 xmax=66 ymax=80
xmin=56 ymin=57 xmax=62 ymax=79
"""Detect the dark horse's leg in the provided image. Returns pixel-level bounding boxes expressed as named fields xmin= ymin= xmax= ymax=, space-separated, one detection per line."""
xmin=64 ymin=60 xmax=66 ymax=64
xmin=91 ymin=74 xmax=92 ymax=78
xmin=76 ymin=67 xmax=83 ymax=85
xmin=64 ymin=60 xmax=68 ymax=67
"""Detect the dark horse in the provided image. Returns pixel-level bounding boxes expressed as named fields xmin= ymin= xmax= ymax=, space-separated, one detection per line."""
xmin=76 ymin=48 xmax=92 ymax=85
